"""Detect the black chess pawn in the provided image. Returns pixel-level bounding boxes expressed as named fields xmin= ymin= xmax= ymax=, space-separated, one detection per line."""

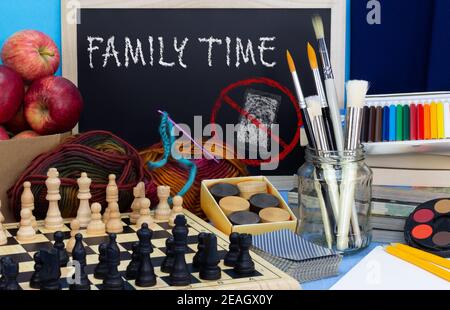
xmin=160 ymin=236 xmax=175 ymax=273
xmin=53 ymin=231 xmax=69 ymax=267
xmin=169 ymin=215 xmax=190 ymax=286
xmin=125 ymin=242 xmax=140 ymax=280
xmin=135 ymin=223 xmax=156 ymax=287
xmin=102 ymin=234 xmax=124 ymax=290
xmin=234 ymin=233 xmax=255 ymax=276
xmin=224 ymin=232 xmax=240 ymax=267
xmin=199 ymin=234 xmax=221 ymax=280
xmin=70 ymin=234 xmax=90 ymax=290
xmin=94 ymin=242 xmax=108 ymax=280
xmin=0 ymin=257 xmax=6 ymax=290
xmin=30 ymin=252 xmax=43 ymax=289
xmin=2 ymin=257 xmax=21 ymax=290
xmin=39 ymin=248 xmax=62 ymax=290
xmin=193 ymin=232 xmax=207 ymax=269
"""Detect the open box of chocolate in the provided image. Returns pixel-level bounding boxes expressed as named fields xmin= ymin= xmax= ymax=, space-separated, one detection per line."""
xmin=200 ymin=176 xmax=298 ymax=235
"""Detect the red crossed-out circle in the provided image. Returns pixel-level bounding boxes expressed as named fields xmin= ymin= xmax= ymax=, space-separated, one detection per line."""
xmin=210 ymin=77 xmax=303 ymax=166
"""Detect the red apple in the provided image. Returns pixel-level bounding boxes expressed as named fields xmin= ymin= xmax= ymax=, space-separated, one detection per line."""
xmin=12 ymin=130 xmax=39 ymax=139
xmin=24 ymin=76 xmax=83 ymax=135
xmin=1 ymin=30 xmax=60 ymax=81
xmin=0 ymin=65 xmax=24 ymax=123
xmin=5 ymin=103 xmax=31 ymax=134
xmin=0 ymin=126 xmax=10 ymax=140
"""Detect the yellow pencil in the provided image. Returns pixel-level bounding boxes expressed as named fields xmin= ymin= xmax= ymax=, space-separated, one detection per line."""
xmin=437 ymin=102 xmax=445 ymax=139
xmin=430 ymin=102 xmax=438 ymax=139
xmin=385 ymin=245 xmax=450 ymax=282
xmin=391 ymin=243 xmax=450 ymax=270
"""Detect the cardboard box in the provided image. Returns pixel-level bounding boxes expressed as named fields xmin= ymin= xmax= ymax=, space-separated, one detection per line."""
xmin=0 ymin=133 xmax=69 ymax=222
xmin=201 ymin=176 xmax=298 ymax=235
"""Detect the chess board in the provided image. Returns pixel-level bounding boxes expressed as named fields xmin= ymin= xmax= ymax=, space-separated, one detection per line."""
xmin=0 ymin=210 xmax=300 ymax=290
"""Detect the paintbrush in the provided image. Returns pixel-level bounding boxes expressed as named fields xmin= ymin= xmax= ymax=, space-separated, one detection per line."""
xmin=286 ymin=50 xmax=317 ymax=149
xmin=307 ymin=42 xmax=336 ymax=151
xmin=312 ymin=15 xmax=344 ymax=152
xmin=337 ymin=80 xmax=369 ymax=251
xmin=306 ymin=96 xmax=341 ymax=224
xmin=305 ymin=96 xmax=335 ymax=248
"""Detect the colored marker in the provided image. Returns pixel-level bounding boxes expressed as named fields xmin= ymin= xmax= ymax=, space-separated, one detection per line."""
xmin=417 ymin=104 xmax=424 ymax=140
xmin=424 ymin=104 xmax=431 ymax=139
xmin=361 ymin=106 xmax=370 ymax=143
xmin=368 ymin=106 xmax=377 ymax=142
xmin=410 ymin=104 xmax=417 ymax=140
xmin=403 ymin=105 xmax=410 ymax=141
xmin=396 ymin=104 xmax=403 ymax=141
xmin=382 ymin=106 xmax=390 ymax=141
xmin=430 ymin=102 xmax=438 ymax=139
xmin=444 ymin=102 xmax=450 ymax=138
xmin=437 ymin=102 xmax=445 ymax=139
xmin=389 ymin=105 xmax=396 ymax=141
xmin=375 ymin=106 xmax=383 ymax=142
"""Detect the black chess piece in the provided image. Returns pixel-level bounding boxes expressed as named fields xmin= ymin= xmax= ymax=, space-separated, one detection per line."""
xmin=39 ymin=248 xmax=62 ymax=290
xmin=94 ymin=242 xmax=108 ymax=279
xmin=69 ymin=234 xmax=90 ymax=290
xmin=192 ymin=232 xmax=207 ymax=269
xmin=234 ymin=233 xmax=255 ymax=276
xmin=135 ymin=223 xmax=156 ymax=287
xmin=199 ymin=234 xmax=221 ymax=280
xmin=102 ymin=234 xmax=124 ymax=290
xmin=53 ymin=231 xmax=69 ymax=267
xmin=169 ymin=214 xmax=190 ymax=286
xmin=2 ymin=257 xmax=21 ymax=290
xmin=125 ymin=242 xmax=140 ymax=280
xmin=160 ymin=236 xmax=175 ymax=273
xmin=224 ymin=232 xmax=240 ymax=267
xmin=30 ymin=251 xmax=43 ymax=289
xmin=0 ymin=257 xmax=6 ymax=290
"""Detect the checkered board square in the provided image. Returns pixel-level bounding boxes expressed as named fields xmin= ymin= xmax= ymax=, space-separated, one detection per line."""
xmin=0 ymin=210 xmax=299 ymax=290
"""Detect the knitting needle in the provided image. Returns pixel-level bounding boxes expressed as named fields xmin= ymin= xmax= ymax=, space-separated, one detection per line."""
xmin=157 ymin=110 xmax=220 ymax=163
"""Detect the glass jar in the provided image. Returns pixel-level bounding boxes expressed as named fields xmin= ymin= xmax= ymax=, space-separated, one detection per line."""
xmin=297 ymin=147 xmax=373 ymax=255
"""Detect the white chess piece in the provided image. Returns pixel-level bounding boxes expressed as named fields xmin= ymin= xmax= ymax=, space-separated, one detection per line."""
xmin=0 ymin=201 xmax=7 ymax=245
xmin=104 ymin=174 xmax=119 ymax=224
xmin=87 ymin=203 xmax=106 ymax=236
xmin=21 ymin=182 xmax=37 ymax=230
xmin=66 ymin=219 xmax=80 ymax=253
xmin=136 ymin=198 xmax=153 ymax=228
xmin=44 ymin=168 xmax=64 ymax=231
xmin=130 ymin=182 xmax=145 ymax=224
xmin=76 ymin=172 xmax=92 ymax=228
xmin=106 ymin=202 xmax=123 ymax=233
xmin=155 ymin=185 xmax=171 ymax=220
xmin=169 ymin=195 xmax=184 ymax=227
xmin=17 ymin=208 xmax=36 ymax=242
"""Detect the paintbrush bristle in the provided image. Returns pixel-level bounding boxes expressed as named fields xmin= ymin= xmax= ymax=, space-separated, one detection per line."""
xmin=312 ymin=15 xmax=325 ymax=40
xmin=307 ymin=42 xmax=318 ymax=70
xmin=346 ymin=80 xmax=369 ymax=109
xmin=306 ymin=96 xmax=322 ymax=118
xmin=286 ymin=50 xmax=297 ymax=73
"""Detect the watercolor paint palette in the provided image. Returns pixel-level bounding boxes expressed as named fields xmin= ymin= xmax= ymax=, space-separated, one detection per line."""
xmin=404 ymin=198 xmax=450 ymax=257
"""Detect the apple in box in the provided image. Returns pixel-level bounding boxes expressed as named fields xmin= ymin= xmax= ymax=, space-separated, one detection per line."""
xmin=0 ymin=65 xmax=24 ymax=123
xmin=1 ymin=30 xmax=60 ymax=81
xmin=25 ymin=76 xmax=83 ymax=135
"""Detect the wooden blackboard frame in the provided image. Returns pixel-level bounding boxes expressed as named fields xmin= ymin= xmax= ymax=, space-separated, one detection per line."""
xmin=61 ymin=0 xmax=346 ymax=189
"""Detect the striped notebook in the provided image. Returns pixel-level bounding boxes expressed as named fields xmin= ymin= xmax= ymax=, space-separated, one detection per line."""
xmin=253 ymin=229 xmax=342 ymax=283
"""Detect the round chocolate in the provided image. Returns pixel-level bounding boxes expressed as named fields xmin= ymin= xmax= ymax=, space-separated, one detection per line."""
xmin=228 ymin=211 xmax=260 ymax=226
xmin=259 ymin=207 xmax=291 ymax=223
xmin=249 ymin=193 xmax=280 ymax=213
xmin=209 ymin=183 xmax=240 ymax=201
xmin=219 ymin=196 xmax=250 ymax=216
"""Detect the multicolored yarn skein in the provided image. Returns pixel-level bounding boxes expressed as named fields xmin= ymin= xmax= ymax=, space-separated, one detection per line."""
xmin=8 ymin=131 xmax=149 ymax=220
xmin=141 ymin=113 xmax=248 ymax=218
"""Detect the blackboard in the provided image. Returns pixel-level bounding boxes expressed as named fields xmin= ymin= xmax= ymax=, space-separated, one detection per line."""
xmin=74 ymin=8 xmax=332 ymax=175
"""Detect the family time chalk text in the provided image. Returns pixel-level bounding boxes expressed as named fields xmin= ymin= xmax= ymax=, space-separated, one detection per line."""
xmin=87 ymin=36 xmax=277 ymax=69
